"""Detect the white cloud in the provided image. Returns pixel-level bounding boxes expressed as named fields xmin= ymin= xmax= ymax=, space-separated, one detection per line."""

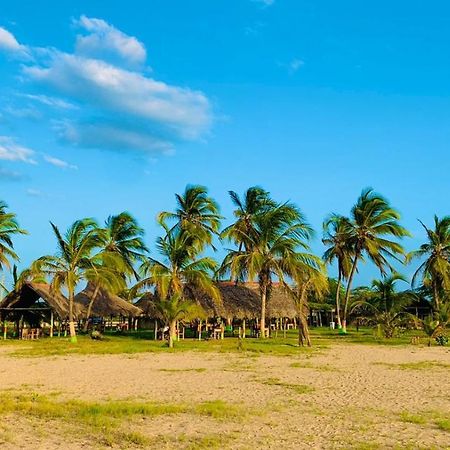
xmin=4 ymin=16 xmax=212 ymax=154
xmin=74 ymin=16 xmax=147 ymax=67
xmin=0 ymin=136 xmax=37 ymax=164
xmin=0 ymin=27 xmax=29 ymax=59
xmin=44 ymin=154 xmax=78 ymax=169
xmin=26 ymin=188 xmax=45 ymax=197
xmin=289 ymin=58 xmax=304 ymax=73
xmin=20 ymin=93 xmax=77 ymax=110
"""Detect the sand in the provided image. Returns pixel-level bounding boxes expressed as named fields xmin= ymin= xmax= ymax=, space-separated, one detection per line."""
xmin=0 ymin=344 xmax=449 ymax=449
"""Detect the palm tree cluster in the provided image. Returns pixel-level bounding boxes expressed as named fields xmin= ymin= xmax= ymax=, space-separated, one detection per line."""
xmin=1 ymin=185 xmax=449 ymax=346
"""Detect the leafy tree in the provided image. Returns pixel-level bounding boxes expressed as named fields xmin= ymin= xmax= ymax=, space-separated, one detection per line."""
xmin=36 ymin=219 xmax=102 ymax=343
xmin=222 ymin=196 xmax=315 ymax=338
xmin=0 ymin=201 xmax=27 ymax=278
xmin=322 ymin=214 xmax=353 ymax=328
xmin=408 ymin=216 xmax=450 ymax=310
xmin=414 ymin=303 xmax=450 ymax=346
xmin=158 ymin=185 xmax=221 ymax=251
xmin=341 ymin=188 xmax=410 ymax=332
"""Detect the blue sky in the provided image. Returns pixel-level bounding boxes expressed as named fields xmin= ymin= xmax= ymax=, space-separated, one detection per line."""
xmin=1 ymin=0 xmax=449 ymax=285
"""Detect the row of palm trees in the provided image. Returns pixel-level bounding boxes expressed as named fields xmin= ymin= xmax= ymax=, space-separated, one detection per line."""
xmin=0 ymin=186 xmax=449 ymax=345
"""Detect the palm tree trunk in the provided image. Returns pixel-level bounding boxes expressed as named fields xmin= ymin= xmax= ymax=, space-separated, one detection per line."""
xmin=168 ymin=320 xmax=176 ymax=348
xmin=297 ymin=284 xmax=311 ymax=347
xmin=342 ymin=255 xmax=359 ymax=333
xmin=335 ymin=270 xmax=342 ymax=329
xmin=68 ymin=288 xmax=77 ymax=344
xmin=83 ymin=285 xmax=100 ymax=332
xmin=260 ymin=283 xmax=267 ymax=339
xmin=432 ymin=282 xmax=440 ymax=311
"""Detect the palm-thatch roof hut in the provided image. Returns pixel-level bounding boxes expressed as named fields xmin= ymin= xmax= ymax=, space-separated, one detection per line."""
xmin=134 ymin=292 xmax=161 ymax=318
xmin=0 ymin=282 xmax=84 ymax=321
xmin=74 ymin=283 xmax=142 ymax=318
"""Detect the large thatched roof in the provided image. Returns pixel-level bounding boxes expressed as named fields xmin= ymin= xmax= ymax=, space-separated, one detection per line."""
xmin=75 ymin=283 xmax=142 ymax=318
xmin=136 ymin=282 xmax=299 ymax=320
xmin=0 ymin=282 xmax=84 ymax=320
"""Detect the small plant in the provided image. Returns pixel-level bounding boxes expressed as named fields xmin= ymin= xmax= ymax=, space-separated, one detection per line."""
xmin=90 ymin=330 xmax=103 ymax=340
xmin=435 ymin=334 xmax=448 ymax=346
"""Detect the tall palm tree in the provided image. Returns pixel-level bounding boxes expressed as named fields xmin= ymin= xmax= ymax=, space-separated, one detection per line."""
xmin=408 ymin=216 xmax=450 ymax=310
xmin=136 ymin=220 xmax=220 ymax=337
xmin=158 ymin=185 xmax=222 ymax=251
xmin=322 ymin=214 xmax=353 ymax=329
xmin=341 ymin=188 xmax=410 ymax=332
xmin=222 ymin=200 xmax=315 ymax=337
xmin=0 ymin=201 xmax=27 ymax=273
xmin=101 ymin=212 xmax=148 ymax=279
xmin=221 ymin=187 xmax=277 ymax=254
xmin=36 ymin=219 xmax=102 ymax=343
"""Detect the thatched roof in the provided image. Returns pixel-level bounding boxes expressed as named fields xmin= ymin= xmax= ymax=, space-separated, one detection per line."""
xmin=75 ymin=283 xmax=142 ymax=318
xmin=0 ymin=282 xmax=84 ymax=320
xmin=134 ymin=292 xmax=161 ymax=318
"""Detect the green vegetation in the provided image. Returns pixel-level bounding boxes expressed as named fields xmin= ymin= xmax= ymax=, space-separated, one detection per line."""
xmin=260 ymin=377 xmax=315 ymax=394
xmin=374 ymin=360 xmax=450 ymax=370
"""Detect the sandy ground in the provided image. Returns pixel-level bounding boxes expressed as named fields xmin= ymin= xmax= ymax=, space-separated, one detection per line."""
xmin=0 ymin=344 xmax=449 ymax=449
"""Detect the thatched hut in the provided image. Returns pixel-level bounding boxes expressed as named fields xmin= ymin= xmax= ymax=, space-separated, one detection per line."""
xmin=75 ymin=283 xmax=142 ymax=318
xmin=0 ymin=282 xmax=84 ymax=337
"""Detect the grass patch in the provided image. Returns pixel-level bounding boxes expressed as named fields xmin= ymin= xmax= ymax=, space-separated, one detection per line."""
xmin=289 ymin=361 xmax=335 ymax=371
xmin=435 ymin=419 xmax=450 ymax=432
xmin=374 ymin=361 xmax=450 ymax=370
xmin=399 ymin=412 xmax=427 ymax=424
xmin=194 ymin=400 xmax=247 ymax=419
xmin=159 ymin=367 xmax=207 ymax=373
xmin=261 ymin=377 xmax=314 ymax=394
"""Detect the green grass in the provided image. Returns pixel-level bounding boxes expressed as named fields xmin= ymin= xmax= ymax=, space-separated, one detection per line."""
xmin=435 ymin=419 xmax=450 ymax=432
xmin=374 ymin=361 xmax=450 ymax=370
xmin=159 ymin=367 xmax=207 ymax=373
xmin=0 ymin=327 xmax=437 ymax=359
xmin=400 ymin=412 xmax=427 ymax=424
xmin=261 ymin=377 xmax=315 ymax=394
xmin=289 ymin=361 xmax=335 ymax=371
xmin=0 ymin=391 xmax=248 ymax=448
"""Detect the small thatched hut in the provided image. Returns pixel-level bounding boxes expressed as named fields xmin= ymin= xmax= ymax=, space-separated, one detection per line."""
xmin=0 ymin=282 xmax=85 ymax=337
xmin=74 ymin=283 xmax=142 ymax=319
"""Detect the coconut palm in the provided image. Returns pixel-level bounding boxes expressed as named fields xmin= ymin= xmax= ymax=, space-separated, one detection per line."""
xmin=408 ymin=216 xmax=450 ymax=310
xmin=137 ymin=219 xmax=220 ymax=308
xmin=322 ymin=214 xmax=353 ymax=329
xmin=36 ymin=219 xmax=102 ymax=343
xmin=417 ymin=304 xmax=450 ymax=346
xmin=155 ymin=293 xmax=196 ymax=348
xmin=351 ymin=274 xmax=415 ymax=338
xmin=101 ymin=212 xmax=148 ymax=279
xmin=221 ymin=187 xmax=277 ymax=254
xmin=0 ymin=201 xmax=27 ymax=274
xmin=158 ymin=185 xmax=222 ymax=251
xmin=221 ymin=200 xmax=315 ymax=338
xmin=341 ymin=188 xmax=410 ymax=332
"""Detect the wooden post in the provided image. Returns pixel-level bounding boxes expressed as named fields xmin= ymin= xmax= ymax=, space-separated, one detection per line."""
xmin=242 ymin=319 xmax=246 ymax=339
xmin=198 ymin=320 xmax=202 ymax=341
xmin=3 ymin=320 xmax=7 ymax=340
xmin=154 ymin=319 xmax=158 ymax=340
xmin=50 ymin=311 xmax=54 ymax=338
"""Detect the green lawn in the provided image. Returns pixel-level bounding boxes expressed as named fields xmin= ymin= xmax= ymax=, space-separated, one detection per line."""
xmin=0 ymin=326 xmax=433 ymax=357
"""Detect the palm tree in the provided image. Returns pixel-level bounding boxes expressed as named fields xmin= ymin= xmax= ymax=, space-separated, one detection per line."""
xmin=341 ymin=188 xmax=410 ymax=332
xmin=158 ymin=185 xmax=222 ymax=251
xmin=222 ymin=199 xmax=315 ymax=338
xmin=136 ymin=219 xmax=221 ymax=313
xmin=286 ymin=263 xmax=328 ymax=346
xmin=221 ymin=187 xmax=277 ymax=255
xmin=36 ymin=219 xmax=102 ymax=343
xmin=155 ymin=293 xmax=196 ymax=348
xmin=101 ymin=212 xmax=148 ymax=279
xmin=322 ymin=214 xmax=353 ymax=329
xmin=0 ymin=201 xmax=27 ymax=274
xmin=351 ymin=274 xmax=414 ymax=338
xmin=408 ymin=216 xmax=450 ymax=310
xmin=416 ymin=304 xmax=450 ymax=346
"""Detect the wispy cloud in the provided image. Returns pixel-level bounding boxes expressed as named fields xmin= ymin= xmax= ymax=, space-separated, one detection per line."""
xmin=26 ymin=188 xmax=45 ymax=197
xmin=44 ymin=155 xmax=78 ymax=170
xmin=0 ymin=166 xmax=25 ymax=181
xmin=0 ymin=136 xmax=37 ymax=164
xmin=277 ymin=58 xmax=304 ymax=75
xmin=0 ymin=26 xmax=30 ymax=59
xmin=252 ymin=0 xmax=275 ymax=7
xmin=0 ymin=18 xmax=212 ymax=155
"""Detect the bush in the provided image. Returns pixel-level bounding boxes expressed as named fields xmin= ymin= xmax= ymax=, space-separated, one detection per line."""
xmin=435 ymin=334 xmax=448 ymax=346
xmin=90 ymin=330 xmax=103 ymax=340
